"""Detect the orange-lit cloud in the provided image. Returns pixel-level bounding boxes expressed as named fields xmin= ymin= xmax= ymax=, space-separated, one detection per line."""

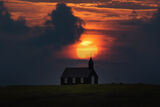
xmin=3 ymin=0 xmax=158 ymax=60
xmin=56 ymin=31 xmax=114 ymax=60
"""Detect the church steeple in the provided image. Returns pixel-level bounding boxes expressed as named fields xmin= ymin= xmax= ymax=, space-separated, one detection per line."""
xmin=88 ymin=57 xmax=94 ymax=69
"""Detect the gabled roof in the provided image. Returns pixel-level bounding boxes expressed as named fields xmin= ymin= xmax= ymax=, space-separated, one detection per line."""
xmin=61 ymin=67 xmax=93 ymax=78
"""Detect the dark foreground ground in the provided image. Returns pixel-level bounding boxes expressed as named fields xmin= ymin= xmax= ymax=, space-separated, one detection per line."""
xmin=0 ymin=84 xmax=160 ymax=107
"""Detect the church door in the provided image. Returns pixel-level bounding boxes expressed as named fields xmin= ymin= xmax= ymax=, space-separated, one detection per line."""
xmin=91 ymin=76 xmax=95 ymax=84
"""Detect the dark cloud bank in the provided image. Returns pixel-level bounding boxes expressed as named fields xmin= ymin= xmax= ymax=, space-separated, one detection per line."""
xmin=0 ymin=1 xmax=160 ymax=85
xmin=103 ymin=8 xmax=160 ymax=84
xmin=33 ymin=3 xmax=84 ymax=48
xmin=0 ymin=2 xmax=29 ymax=34
xmin=0 ymin=2 xmax=84 ymax=85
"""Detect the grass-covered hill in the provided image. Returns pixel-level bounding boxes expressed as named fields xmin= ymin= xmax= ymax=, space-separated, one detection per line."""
xmin=0 ymin=84 xmax=160 ymax=107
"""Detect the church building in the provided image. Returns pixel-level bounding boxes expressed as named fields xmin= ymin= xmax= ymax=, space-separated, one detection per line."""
xmin=61 ymin=58 xmax=98 ymax=85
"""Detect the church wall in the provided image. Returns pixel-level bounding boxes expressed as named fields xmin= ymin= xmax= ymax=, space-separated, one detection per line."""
xmin=61 ymin=71 xmax=98 ymax=85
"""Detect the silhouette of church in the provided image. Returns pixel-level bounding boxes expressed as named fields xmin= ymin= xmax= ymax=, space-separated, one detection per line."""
xmin=61 ymin=58 xmax=98 ymax=85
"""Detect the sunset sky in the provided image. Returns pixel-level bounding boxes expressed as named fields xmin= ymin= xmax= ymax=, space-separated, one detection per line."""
xmin=0 ymin=0 xmax=160 ymax=85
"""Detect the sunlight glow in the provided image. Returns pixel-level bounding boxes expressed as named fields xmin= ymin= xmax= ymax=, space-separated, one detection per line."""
xmin=76 ymin=40 xmax=98 ymax=59
xmin=80 ymin=41 xmax=92 ymax=46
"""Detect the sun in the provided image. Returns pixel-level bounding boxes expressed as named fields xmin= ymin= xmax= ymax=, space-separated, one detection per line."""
xmin=76 ymin=40 xmax=98 ymax=59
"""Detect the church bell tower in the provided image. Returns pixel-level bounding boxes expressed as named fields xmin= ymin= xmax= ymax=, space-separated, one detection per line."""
xmin=88 ymin=57 xmax=94 ymax=69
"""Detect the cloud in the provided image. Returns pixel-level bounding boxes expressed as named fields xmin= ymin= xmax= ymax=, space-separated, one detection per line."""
xmin=107 ymin=8 xmax=160 ymax=84
xmin=0 ymin=1 xmax=29 ymax=34
xmin=32 ymin=3 xmax=85 ymax=48
xmin=96 ymin=1 xmax=157 ymax=9
xmin=21 ymin=0 xmax=112 ymax=3
xmin=0 ymin=2 xmax=85 ymax=85
xmin=143 ymin=8 xmax=160 ymax=36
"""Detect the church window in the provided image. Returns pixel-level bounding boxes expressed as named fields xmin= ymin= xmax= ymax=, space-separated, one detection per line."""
xmin=73 ymin=78 xmax=76 ymax=84
xmin=64 ymin=78 xmax=67 ymax=84
xmin=80 ymin=77 xmax=84 ymax=83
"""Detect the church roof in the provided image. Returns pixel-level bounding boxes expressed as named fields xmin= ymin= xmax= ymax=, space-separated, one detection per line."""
xmin=61 ymin=67 xmax=93 ymax=78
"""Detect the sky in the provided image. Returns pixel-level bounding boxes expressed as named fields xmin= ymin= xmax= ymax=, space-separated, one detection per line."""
xmin=0 ymin=0 xmax=160 ymax=85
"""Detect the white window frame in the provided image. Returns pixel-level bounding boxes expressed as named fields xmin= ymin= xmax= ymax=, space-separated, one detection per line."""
xmin=72 ymin=78 xmax=76 ymax=84
xmin=91 ymin=76 xmax=95 ymax=84
xmin=64 ymin=78 xmax=67 ymax=84
xmin=80 ymin=77 xmax=84 ymax=83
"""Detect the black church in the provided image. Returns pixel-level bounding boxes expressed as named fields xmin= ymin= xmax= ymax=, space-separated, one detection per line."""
xmin=61 ymin=58 xmax=98 ymax=85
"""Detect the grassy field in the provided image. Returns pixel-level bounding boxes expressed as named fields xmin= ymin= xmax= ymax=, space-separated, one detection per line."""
xmin=0 ymin=84 xmax=160 ymax=107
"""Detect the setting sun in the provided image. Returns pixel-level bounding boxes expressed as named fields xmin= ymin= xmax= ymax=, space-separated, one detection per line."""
xmin=76 ymin=40 xmax=98 ymax=59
